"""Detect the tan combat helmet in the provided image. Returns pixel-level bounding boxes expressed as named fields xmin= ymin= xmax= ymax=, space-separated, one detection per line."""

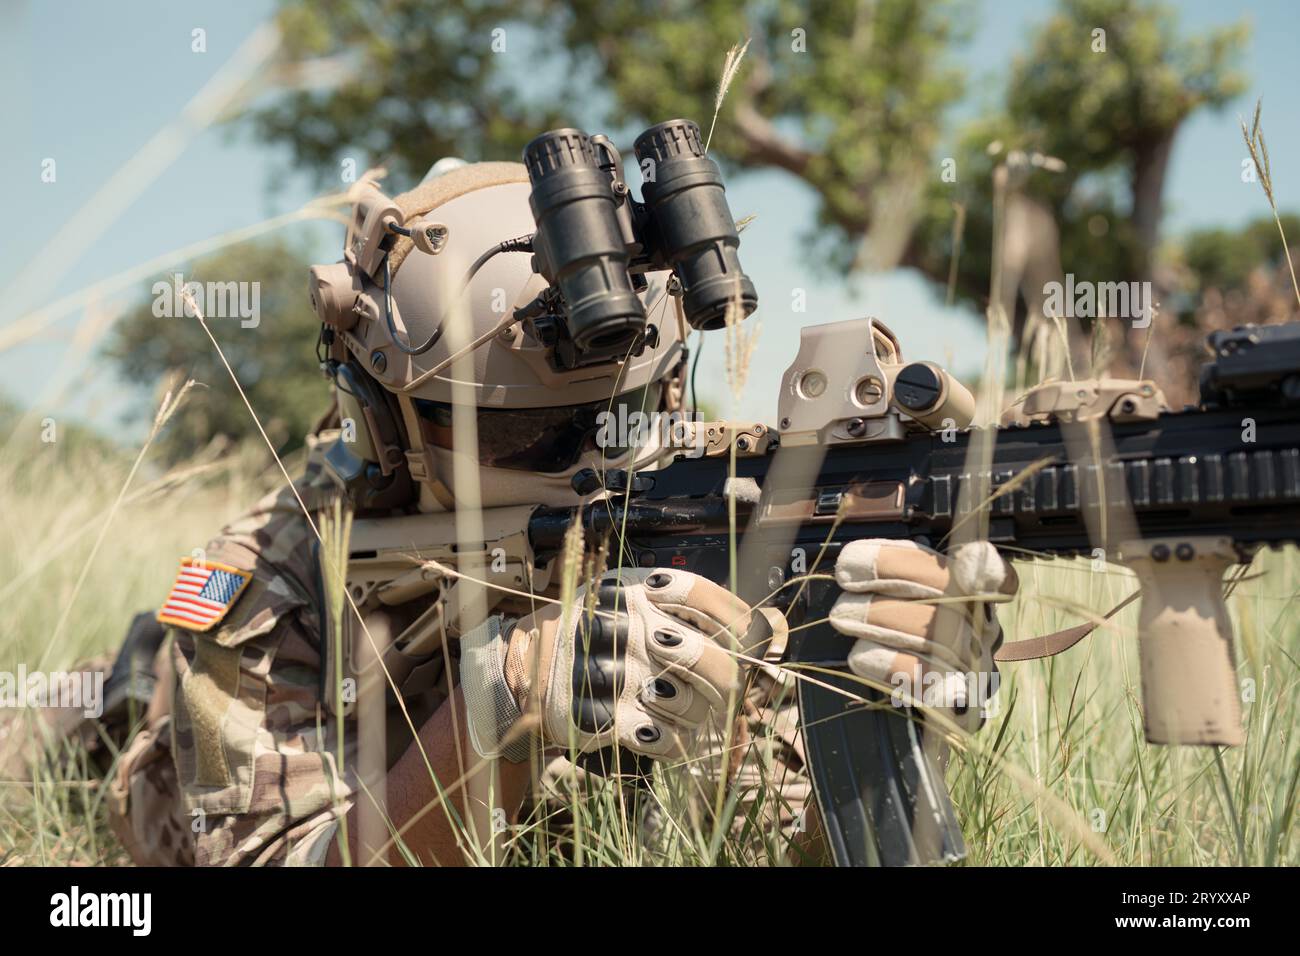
xmin=308 ymin=161 xmax=686 ymax=512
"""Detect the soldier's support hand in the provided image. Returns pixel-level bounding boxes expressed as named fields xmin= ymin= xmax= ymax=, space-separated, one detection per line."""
xmin=829 ymin=539 xmax=1018 ymax=732
xmin=464 ymin=568 xmax=753 ymax=762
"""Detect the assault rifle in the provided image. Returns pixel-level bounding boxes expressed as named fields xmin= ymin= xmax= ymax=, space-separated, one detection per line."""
xmin=520 ymin=317 xmax=1300 ymax=867
xmin=91 ymin=113 xmax=1287 ymax=866
xmin=319 ymin=118 xmax=1300 ymax=866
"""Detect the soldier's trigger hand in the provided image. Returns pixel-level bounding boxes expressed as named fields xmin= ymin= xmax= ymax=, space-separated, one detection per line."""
xmin=828 ymin=539 xmax=1018 ymax=732
xmin=503 ymin=568 xmax=759 ymax=760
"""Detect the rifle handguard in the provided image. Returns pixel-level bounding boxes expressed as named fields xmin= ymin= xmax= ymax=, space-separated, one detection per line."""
xmin=1120 ymin=536 xmax=1244 ymax=746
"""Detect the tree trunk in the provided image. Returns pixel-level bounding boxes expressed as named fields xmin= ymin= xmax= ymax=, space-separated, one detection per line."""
xmin=1131 ymin=130 xmax=1176 ymax=274
xmin=1127 ymin=128 xmax=1178 ymax=380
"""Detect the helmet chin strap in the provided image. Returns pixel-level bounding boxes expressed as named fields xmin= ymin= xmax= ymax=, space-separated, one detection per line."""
xmin=662 ymin=350 xmax=689 ymax=416
xmin=391 ymin=394 xmax=457 ymax=513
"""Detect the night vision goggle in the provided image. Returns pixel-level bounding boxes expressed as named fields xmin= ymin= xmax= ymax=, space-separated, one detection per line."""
xmin=518 ymin=118 xmax=757 ymax=368
xmin=307 ymin=117 xmax=756 ymax=375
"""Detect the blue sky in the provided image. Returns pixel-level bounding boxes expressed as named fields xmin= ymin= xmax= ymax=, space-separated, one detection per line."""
xmin=2 ymin=0 xmax=1297 ymax=437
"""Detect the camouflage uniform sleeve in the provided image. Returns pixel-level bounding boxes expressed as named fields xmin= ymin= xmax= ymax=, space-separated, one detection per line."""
xmin=124 ymin=443 xmax=360 ymax=866
xmin=169 ymin=579 xmax=354 ymax=866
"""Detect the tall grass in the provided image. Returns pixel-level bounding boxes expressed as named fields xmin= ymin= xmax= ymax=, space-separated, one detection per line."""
xmin=954 ymin=550 xmax=1299 ymax=866
xmin=2 ymin=420 xmax=1295 ymax=865
xmin=0 ymin=416 xmax=278 ymax=865
xmin=2 ymin=33 xmax=1296 ymax=871
xmin=1242 ymin=99 xmax=1300 ymax=309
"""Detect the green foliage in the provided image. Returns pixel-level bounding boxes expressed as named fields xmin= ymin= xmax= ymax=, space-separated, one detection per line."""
xmin=1008 ymin=0 xmax=1247 ymax=169
xmin=102 ymin=238 xmax=326 ymax=462
xmin=255 ymin=0 xmax=1246 ymax=308
xmin=1181 ymin=214 xmax=1300 ymax=293
xmin=0 ymin=394 xmax=126 ymax=464
xmin=913 ymin=0 xmax=1248 ymax=311
xmin=550 ymin=0 xmax=969 ymax=272
xmin=254 ymin=0 xmax=969 ymax=268
xmin=255 ymin=0 xmax=569 ymax=187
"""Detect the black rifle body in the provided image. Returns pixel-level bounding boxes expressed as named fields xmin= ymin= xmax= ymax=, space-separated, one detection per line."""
xmin=529 ymin=402 xmax=1300 ymax=866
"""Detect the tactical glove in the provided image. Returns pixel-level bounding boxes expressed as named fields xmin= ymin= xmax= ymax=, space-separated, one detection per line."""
xmin=462 ymin=568 xmax=753 ymax=763
xmin=829 ymin=539 xmax=1018 ymax=732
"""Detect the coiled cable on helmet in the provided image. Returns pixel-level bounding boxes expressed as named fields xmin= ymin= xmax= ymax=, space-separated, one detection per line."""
xmin=382 ymin=233 xmax=534 ymax=357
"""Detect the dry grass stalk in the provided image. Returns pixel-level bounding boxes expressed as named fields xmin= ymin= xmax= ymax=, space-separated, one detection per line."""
xmin=1241 ymin=98 xmax=1300 ymax=308
xmin=946 ymin=201 xmax=967 ymax=308
xmin=38 ymin=376 xmax=196 ymax=671
xmin=705 ymin=38 xmax=751 ymax=153
xmin=1090 ymin=315 xmax=1116 ymax=379
xmin=319 ymin=498 xmax=355 ymax=866
xmin=723 ymin=289 xmax=759 ymax=405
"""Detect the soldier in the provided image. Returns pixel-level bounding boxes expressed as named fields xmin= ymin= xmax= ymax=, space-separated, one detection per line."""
xmin=88 ymin=157 xmax=1018 ymax=866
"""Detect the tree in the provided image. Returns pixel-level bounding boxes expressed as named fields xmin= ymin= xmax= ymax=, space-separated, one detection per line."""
xmin=910 ymin=0 xmax=1247 ymax=365
xmin=1008 ymin=0 xmax=1246 ymax=265
xmin=256 ymin=1 xmax=1244 ymax=298
xmin=104 ymin=0 xmax=1257 ymax=453
xmin=254 ymin=0 xmax=571 ymax=189
xmin=253 ymin=0 xmax=968 ymax=273
xmin=103 ymin=238 xmax=326 ymax=462
xmin=1180 ymin=214 xmax=1300 ymax=299
xmin=549 ymin=0 xmax=969 ymax=274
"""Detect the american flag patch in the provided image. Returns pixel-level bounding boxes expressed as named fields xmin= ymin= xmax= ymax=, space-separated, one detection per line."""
xmin=157 ymin=558 xmax=253 ymax=632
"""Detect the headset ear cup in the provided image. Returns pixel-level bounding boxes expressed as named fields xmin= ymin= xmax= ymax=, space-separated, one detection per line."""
xmin=335 ymin=361 xmax=408 ymax=471
xmin=325 ymin=361 xmax=417 ymax=510
xmin=377 ymin=377 xmax=411 ymax=452
xmin=309 ymin=262 xmax=363 ymax=330
xmin=334 ymin=382 xmax=380 ymax=464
